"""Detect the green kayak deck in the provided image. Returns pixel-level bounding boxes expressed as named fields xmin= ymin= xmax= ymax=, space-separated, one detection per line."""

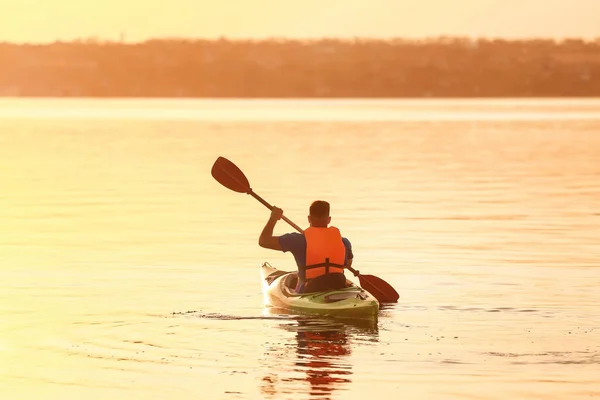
xmin=260 ymin=262 xmax=379 ymax=318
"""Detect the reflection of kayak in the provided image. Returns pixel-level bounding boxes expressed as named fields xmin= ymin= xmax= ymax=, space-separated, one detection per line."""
xmin=260 ymin=262 xmax=379 ymax=318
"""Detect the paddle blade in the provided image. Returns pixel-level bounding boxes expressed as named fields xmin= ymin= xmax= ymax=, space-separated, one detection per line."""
xmin=358 ymin=274 xmax=400 ymax=303
xmin=211 ymin=157 xmax=251 ymax=194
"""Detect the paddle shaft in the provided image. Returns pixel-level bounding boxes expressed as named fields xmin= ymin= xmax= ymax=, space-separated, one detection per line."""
xmin=248 ymin=190 xmax=304 ymax=233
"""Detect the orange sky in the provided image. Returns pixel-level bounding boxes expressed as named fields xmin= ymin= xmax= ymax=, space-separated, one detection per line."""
xmin=2 ymin=0 xmax=599 ymax=43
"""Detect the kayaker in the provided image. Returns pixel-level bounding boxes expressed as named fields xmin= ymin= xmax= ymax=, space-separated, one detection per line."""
xmin=258 ymin=200 xmax=353 ymax=293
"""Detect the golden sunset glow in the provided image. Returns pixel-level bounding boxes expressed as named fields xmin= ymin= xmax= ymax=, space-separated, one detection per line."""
xmin=1 ymin=0 xmax=600 ymax=43
xmin=2 ymin=0 xmax=600 ymax=397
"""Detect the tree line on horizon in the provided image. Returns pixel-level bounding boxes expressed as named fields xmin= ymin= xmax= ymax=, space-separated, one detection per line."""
xmin=1 ymin=37 xmax=599 ymax=97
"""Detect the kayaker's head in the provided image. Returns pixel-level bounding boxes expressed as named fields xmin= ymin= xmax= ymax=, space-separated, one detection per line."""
xmin=308 ymin=200 xmax=331 ymax=228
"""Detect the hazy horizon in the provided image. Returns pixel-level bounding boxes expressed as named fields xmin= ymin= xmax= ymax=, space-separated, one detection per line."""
xmin=2 ymin=0 xmax=600 ymax=44
xmin=3 ymin=36 xmax=600 ymax=46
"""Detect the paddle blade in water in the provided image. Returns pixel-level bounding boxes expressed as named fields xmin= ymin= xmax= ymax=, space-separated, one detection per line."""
xmin=211 ymin=157 xmax=251 ymax=193
xmin=358 ymin=274 xmax=400 ymax=303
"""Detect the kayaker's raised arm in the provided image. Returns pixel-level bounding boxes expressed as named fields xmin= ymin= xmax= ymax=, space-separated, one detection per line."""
xmin=258 ymin=206 xmax=283 ymax=250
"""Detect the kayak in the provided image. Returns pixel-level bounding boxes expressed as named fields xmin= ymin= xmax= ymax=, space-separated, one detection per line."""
xmin=260 ymin=262 xmax=380 ymax=318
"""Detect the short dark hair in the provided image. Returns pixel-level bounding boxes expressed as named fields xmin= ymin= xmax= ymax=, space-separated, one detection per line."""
xmin=309 ymin=200 xmax=330 ymax=218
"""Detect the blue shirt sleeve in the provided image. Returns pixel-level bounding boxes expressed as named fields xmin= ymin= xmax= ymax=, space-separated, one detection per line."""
xmin=342 ymin=237 xmax=353 ymax=261
xmin=278 ymin=233 xmax=306 ymax=267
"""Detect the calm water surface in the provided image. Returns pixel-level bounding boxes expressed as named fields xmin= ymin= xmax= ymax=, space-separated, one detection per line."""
xmin=1 ymin=98 xmax=599 ymax=399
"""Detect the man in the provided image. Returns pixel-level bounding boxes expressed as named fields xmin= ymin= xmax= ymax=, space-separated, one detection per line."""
xmin=258 ymin=200 xmax=353 ymax=293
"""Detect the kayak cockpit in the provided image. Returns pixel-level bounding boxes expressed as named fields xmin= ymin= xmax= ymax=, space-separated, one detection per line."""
xmin=278 ymin=271 xmax=367 ymax=300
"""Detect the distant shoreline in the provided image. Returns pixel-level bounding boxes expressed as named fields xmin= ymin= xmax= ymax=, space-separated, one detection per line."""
xmin=2 ymin=37 xmax=599 ymax=97
xmin=2 ymin=95 xmax=600 ymax=99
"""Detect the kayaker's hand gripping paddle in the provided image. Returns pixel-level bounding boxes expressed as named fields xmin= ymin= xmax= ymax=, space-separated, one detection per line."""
xmin=211 ymin=156 xmax=400 ymax=303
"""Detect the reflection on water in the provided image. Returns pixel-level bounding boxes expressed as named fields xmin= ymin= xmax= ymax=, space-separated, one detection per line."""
xmin=292 ymin=321 xmax=353 ymax=399
xmin=260 ymin=308 xmax=378 ymax=399
xmin=175 ymin=309 xmax=380 ymax=399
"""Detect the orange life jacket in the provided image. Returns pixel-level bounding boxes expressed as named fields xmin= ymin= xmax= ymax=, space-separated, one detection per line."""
xmin=304 ymin=226 xmax=346 ymax=279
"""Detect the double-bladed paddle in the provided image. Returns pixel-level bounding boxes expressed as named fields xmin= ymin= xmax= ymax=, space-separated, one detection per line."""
xmin=211 ymin=156 xmax=400 ymax=303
